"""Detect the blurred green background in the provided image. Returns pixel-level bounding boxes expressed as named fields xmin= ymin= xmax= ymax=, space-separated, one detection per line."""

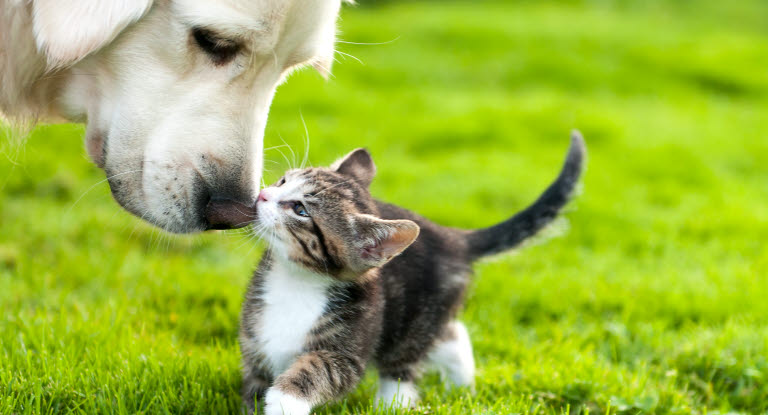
xmin=2 ymin=0 xmax=768 ymax=413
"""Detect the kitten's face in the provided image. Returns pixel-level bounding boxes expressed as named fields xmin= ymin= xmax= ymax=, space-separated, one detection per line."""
xmin=254 ymin=149 xmax=419 ymax=280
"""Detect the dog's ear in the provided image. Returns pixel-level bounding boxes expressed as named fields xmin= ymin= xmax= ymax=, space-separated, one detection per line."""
xmin=32 ymin=0 xmax=154 ymax=68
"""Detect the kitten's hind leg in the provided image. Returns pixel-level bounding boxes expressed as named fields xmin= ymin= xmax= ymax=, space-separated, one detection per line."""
xmin=375 ymin=376 xmax=419 ymax=409
xmin=427 ymin=321 xmax=476 ymax=389
xmin=375 ymin=363 xmax=421 ymax=409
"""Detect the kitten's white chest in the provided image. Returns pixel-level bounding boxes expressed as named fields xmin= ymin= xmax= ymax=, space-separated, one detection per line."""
xmin=256 ymin=260 xmax=333 ymax=376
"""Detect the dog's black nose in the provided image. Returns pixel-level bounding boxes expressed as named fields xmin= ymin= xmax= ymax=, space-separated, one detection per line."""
xmin=204 ymin=198 xmax=257 ymax=230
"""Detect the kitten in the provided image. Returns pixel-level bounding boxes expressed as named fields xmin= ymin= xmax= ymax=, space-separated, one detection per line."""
xmin=239 ymin=132 xmax=586 ymax=415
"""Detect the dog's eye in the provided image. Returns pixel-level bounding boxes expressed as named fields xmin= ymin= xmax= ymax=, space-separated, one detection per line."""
xmin=192 ymin=28 xmax=241 ymax=65
xmin=276 ymin=176 xmax=286 ymax=187
xmin=291 ymin=202 xmax=310 ymax=218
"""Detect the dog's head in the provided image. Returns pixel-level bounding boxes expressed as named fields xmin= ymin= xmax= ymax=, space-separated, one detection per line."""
xmin=32 ymin=0 xmax=342 ymax=233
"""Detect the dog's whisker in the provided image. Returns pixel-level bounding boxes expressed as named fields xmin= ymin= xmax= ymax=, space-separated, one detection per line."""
xmin=336 ymin=36 xmax=400 ymax=46
xmin=265 ymin=144 xmax=293 ymax=152
xmin=334 ymin=49 xmax=364 ymax=65
xmin=65 ymin=169 xmax=143 ymax=215
xmin=299 ymin=112 xmax=311 ymax=169
xmin=311 ymin=61 xmax=335 ymax=80
xmin=278 ymin=134 xmax=298 ymax=170
xmin=273 ymin=135 xmax=295 ymax=171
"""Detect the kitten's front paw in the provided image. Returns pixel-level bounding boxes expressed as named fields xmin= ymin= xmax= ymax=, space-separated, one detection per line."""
xmin=264 ymin=388 xmax=312 ymax=415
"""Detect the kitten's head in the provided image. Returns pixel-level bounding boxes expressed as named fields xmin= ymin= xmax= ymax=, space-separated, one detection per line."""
xmin=254 ymin=149 xmax=420 ymax=280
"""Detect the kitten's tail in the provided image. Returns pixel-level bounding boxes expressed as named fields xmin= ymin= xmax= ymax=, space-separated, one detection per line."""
xmin=465 ymin=131 xmax=586 ymax=260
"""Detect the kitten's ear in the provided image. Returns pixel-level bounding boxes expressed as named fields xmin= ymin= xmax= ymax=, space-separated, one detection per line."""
xmin=332 ymin=148 xmax=376 ymax=187
xmin=33 ymin=0 xmax=154 ymax=68
xmin=352 ymin=215 xmax=419 ymax=270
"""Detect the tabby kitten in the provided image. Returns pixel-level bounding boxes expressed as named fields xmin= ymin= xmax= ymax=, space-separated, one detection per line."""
xmin=239 ymin=132 xmax=586 ymax=415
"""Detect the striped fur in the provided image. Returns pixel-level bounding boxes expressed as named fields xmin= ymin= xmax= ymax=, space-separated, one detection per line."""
xmin=240 ymin=133 xmax=586 ymax=414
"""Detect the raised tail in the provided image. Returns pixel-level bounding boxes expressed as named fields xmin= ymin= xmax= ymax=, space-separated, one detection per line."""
xmin=466 ymin=130 xmax=586 ymax=260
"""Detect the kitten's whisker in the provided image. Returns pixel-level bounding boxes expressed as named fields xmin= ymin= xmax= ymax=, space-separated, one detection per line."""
xmin=236 ymin=227 xmax=263 ymax=250
xmin=232 ymin=206 xmax=258 ymax=219
xmin=225 ymin=228 xmax=251 ymax=237
xmin=230 ymin=225 xmax=256 ymax=234
xmin=250 ymin=224 xmax=271 ymax=242
xmin=232 ymin=220 xmax=255 ymax=229
xmin=243 ymin=224 xmax=273 ymax=255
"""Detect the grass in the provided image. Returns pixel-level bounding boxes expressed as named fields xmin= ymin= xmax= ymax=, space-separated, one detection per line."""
xmin=2 ymin=0 xmax=768 ymax=413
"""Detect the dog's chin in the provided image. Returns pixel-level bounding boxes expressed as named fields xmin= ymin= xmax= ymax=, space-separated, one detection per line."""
xmin=106 ymin=178 xmax=210 ymax=234
xmin=152 ymin=214 xmax=210 ymax=234
xmin=113 ymin=194 xmax=210 ymax=234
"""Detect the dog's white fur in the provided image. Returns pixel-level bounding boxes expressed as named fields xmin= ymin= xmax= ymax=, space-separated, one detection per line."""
xmin=0 ymin=0 xmax=342 ymax=233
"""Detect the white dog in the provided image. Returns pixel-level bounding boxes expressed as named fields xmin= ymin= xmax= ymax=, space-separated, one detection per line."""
xmin=1 ymin=0 xmax=343 ymax=233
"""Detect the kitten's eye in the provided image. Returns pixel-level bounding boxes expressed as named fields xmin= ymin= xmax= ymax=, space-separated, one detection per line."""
xmin=276 ymin=176 xmax=286 ymax=187
xmin=292 ymin=202 xmax=310 ymax=218
xmin=192 ymin=28 xmax=241 ymax=65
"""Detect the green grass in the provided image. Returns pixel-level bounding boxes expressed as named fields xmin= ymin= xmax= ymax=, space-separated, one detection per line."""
xmin=2 ymin=0 xmax=768 ymax=413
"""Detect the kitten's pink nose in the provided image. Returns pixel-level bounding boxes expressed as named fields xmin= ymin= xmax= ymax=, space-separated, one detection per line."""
xmin=258 ymin=189 xmax=269 ymax=202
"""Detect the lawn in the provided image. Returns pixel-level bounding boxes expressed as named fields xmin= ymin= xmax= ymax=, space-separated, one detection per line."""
xmin=2 ymin=0 xmax=768 ymax=413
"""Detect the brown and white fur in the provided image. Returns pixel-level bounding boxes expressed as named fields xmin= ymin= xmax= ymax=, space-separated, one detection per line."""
xmin=1 ymin=0 xmax=343 ymax=233
xmin=239 ymin=132 xmax=587 ymax=414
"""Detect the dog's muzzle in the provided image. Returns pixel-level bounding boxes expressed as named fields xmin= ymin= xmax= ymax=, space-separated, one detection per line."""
xmin=205 ymin=198 xmax=257 ymax=230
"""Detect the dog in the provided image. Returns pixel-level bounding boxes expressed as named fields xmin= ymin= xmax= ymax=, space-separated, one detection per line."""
xmin=1 ymin=0 xmax=344 ymax=233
